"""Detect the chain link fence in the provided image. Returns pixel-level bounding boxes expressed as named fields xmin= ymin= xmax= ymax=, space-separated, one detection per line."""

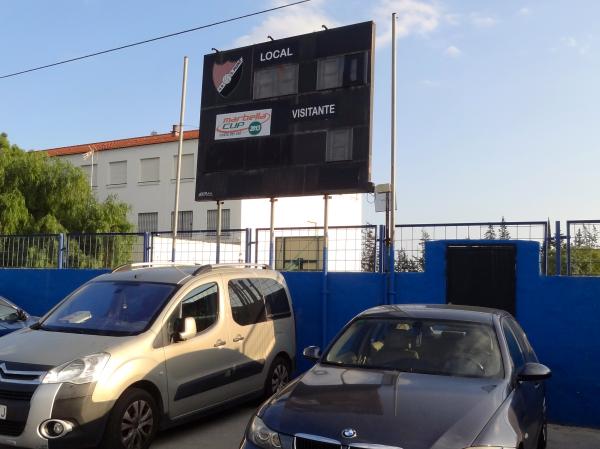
xmin=394 ymin=221 xmax=549 ymax=272
xmin=254 ymin=225 xmax=378 ymax=272
xmin=566 ymin=221 xmax=600 ymax=276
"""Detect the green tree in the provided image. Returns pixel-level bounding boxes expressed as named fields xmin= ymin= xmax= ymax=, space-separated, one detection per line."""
xmin=360 ymin=226 xmax=377 ymax=272
xmin=484 ymin=225 xmax=496 ymax=240
xmin=0 ymin=133 xmax=133 ymax=267
xmin=498 ymin=217 xmax=511 ymax=239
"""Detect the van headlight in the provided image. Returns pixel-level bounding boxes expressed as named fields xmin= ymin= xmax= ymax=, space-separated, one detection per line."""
xmin=42 ymin=353 xmax=110 ymax=385
xmin=247 ymin=415 xmax=282 ymax=449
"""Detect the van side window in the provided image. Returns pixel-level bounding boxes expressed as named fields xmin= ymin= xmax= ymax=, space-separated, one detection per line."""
xmin=181 ymin=282 xmax=219 ymax=334
xmin=254 ymin=278 xmax=291 ymax=319
xmin=228 ymin=279 xmax=267 ymax=326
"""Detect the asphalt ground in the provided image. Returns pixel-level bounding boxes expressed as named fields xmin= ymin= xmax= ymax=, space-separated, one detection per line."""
xmin=151 ymin=401 xmax=600 ymax=449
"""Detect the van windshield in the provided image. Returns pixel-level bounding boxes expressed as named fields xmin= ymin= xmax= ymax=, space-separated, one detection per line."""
xmin=40 ymin=281 xmax=176 ymax=336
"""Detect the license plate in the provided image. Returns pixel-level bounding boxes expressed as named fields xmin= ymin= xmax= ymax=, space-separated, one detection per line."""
xmin=0 ymin=405 xmax=6 ymax=420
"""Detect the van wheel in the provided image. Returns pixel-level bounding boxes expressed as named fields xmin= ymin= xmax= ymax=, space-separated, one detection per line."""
xmin=101 ymin=388 xmax=159 ymax=449
xmin=265 ymin=356 xmax=291 ymax=397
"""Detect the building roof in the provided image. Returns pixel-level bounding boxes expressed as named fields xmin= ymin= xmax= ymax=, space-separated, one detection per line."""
xmin=43 ymin=129 xmax=200 ymax=157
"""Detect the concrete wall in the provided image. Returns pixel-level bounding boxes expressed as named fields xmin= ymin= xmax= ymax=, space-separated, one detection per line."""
xmin=0 ymin=240 xmax=598 ymax=427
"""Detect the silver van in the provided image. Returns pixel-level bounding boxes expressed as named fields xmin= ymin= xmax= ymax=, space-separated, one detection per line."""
xmin=0 ymin=263 xmax=295 ymax=449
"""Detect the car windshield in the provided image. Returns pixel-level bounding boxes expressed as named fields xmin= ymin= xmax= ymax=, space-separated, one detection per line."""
xmin=0 ymin=299 xmax=19 ymax=322
xmin=40 ymin=281 xmax=176 ymax=336
xmin=323 ymin=318 xmax=503 ymax=379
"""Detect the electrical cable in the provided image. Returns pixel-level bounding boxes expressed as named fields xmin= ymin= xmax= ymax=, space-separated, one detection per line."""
xmin=0 ymin=0 xmax=312 ymax=80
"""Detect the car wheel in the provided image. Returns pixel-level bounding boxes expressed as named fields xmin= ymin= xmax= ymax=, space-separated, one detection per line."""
xmin=265 ymin=356 xmax=291 ymax=397
xmin=101 ymin=388 xmax=159 ymax=449
xmin=537 ymin=420 xmax=548 ymax=449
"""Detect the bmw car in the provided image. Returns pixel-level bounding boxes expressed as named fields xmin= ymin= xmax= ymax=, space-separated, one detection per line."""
xmin=241 ymin=304 xmax=551 ymax=449
xmin=0 ymin=296 xmax=37 ymax=337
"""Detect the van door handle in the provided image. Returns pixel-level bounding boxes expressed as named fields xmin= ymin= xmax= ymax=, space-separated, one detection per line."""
xmin=233 ymin=335 xmax=245 ymax=342
xmin=214 ymin=339 xmax=226 ymax=347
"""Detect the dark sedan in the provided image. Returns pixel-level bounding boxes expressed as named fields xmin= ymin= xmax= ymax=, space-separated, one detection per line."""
xmin=0 ymin=296 xmax=38 ymax=336
xmin=241 ymin=304 xmax=551 ymax=449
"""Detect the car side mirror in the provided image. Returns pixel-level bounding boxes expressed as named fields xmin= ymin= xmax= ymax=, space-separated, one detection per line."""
xmin=177 ymin=317 xmax=197 ymax=342
xmin=517 ymin=362 xmax=552 ymax=382
xmin=303 ymin=346 xmax=321 ymax=362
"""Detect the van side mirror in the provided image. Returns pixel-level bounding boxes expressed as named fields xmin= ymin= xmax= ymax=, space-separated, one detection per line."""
xmin=177 ymin=317 xmax=197 ymax=342
xmin=517 ymin=362 xmax=552 ymax=382
xmin=303 ymin=346 xmax=321 ymax=362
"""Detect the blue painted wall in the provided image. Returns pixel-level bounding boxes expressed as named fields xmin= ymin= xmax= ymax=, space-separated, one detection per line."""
xmin=0 ymin=240 xmax=599 ymax=428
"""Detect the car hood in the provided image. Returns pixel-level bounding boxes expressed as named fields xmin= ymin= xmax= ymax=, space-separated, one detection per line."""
xmin=262 ymin=364 xmax=508 ymax=449
xmin=0 ymin=327 xmax=128 ymax=368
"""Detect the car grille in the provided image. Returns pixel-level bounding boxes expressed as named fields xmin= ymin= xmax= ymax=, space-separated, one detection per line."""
xmin=0 ymin=389 xmax=34 ymax=402
xmin=295 ymin=436 xmax=341 ymax=449
xmin=0 ymin=419 xmax=26 ymax=437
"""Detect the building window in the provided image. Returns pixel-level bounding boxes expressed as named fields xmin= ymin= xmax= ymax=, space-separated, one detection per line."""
xmin=171 ymin=210 xmax=193 ymax=236
xmin=138 ymin=212 xmax=158 ymax=233
xmin=253 ymin=64 xmax=298 ymax=99
xmin=80 ymin=164 xmax=98 ymax=187
xmin=140 ymin=157 xmax=160 ymax=183
xmin=109 ymin=160 xmax=127 ymax=185
xmin=317 ymin=55 xmax=344 ymax=90
xmin=326 ymin=128 xmax=353 ymax=162
xmin=207 ymin=209 xmax=231 ymax=231
xmin=172 ymin=154 xmax=195 ymax=180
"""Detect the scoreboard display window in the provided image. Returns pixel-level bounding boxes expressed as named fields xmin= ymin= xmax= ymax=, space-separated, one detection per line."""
xmin=196 ymin=21 xmax=375 ymax=202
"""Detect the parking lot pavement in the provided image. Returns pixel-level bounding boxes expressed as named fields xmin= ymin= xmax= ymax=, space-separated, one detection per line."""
xmin=151 ymin=403 xmax=600 ymax=449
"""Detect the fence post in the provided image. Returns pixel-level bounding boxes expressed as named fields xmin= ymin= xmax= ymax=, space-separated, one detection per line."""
xmin=566 ymin=222 xmax=571 ymax=276
xmin=378 ymin=225 xmax=386 ymax=273
xmin=57 ymin=233 xmax=65 ymax=269
xmin=143 ymin=232 xmax=150 ymax=263
xmin=245 ymin=228 xmax=252 ymax=263
xmin=555 ymin=221 xmax=561 ymax=276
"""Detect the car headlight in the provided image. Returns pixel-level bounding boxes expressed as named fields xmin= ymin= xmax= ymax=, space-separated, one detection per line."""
xmin=42 ymin=353 xmax=110 ymax=385
xmin=247 ymin=415 xmax=281 ymax=449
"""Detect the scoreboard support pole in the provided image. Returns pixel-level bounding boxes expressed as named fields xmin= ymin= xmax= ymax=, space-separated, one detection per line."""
xmin=216 ymin=201 xmax=223 ymax=263
xmin=388 ymin=13 xmax=398 ymax=305
xmin=322 ymin=194 xmax=330 ymax=347
xmin=269 ymin=198 xmax=277 ymax=268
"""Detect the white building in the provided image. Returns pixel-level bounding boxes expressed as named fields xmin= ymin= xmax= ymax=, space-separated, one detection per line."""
xmin=44 ymin=129 xmax=366 ymax=269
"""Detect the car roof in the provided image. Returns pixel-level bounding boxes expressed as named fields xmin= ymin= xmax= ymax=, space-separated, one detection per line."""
xmin=92 ymin=263 xmax=276 ymax=285
xmin=358 ymin=304 xmax=511 ymax=324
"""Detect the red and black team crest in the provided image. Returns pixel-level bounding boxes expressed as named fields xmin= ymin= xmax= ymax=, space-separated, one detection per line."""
xmin=212 ymin=56 xmax=244 ymax=97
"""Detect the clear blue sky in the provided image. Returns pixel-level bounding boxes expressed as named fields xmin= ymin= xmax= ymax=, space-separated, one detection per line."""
xmin=1 ymin=0 xmax=598 ymax=223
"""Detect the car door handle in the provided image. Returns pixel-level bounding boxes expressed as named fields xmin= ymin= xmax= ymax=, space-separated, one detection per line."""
xmin=214 ymin=339 xmax=226 ymax=347
xmin=233 ymin=335 xmax=245 ymax=342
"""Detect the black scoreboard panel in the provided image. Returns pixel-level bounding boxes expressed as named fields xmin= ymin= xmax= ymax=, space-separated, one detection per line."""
xmin=196 ymin=21 xmax=374 ymax=201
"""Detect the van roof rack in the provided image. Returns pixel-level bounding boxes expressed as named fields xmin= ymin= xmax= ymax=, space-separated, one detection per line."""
xmin=112 ymin=262 xmax=202 ymax=273
xmin=192 ymin=263 xmax=272 ymax=275
xmin=112 ymin=262 xmax=272 ymax=274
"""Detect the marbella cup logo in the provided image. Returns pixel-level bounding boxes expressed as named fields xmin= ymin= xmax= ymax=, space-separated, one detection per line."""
xmin=214 ymin=109 xmax=272 ymax=140
xmin=212 ymin=56 xmax=244 ymax=97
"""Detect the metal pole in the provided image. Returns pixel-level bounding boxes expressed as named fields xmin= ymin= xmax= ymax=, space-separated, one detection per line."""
xmin=388 ymin=13 xmax=398 ymax=305
xmin=322 ymin=194 xmax=330 ymax=347
xmin=171 ymin=56 xmax=189 ymax=263
xmin=57 ymin=233 xmax=64 ymax=269
xmin=566 ymin=222 xmax=572 ymax=276
xmin=90 ymin=148 xmax=94 ymax=190
xmin=216 ymin=201 xmax=222 ymax=264
xmin=269 ymin=198 xmax=277 ymax=268
xmin=245 ymin=228 xmax=252 ymax=263
xmin=555 ymin=220 xmax=561 ymax=276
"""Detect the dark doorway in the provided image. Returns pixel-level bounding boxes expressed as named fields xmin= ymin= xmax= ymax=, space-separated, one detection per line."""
xmin=446 ymin=245 xmax=516 ymax=315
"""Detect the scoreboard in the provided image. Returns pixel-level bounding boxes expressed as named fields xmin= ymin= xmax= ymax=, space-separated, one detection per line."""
xmin=196 ymin=21 xmax=375 ymax=201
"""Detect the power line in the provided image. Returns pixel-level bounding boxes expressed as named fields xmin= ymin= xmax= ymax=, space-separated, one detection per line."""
xmin=0 ymin=0 xmax=312 ymax=80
